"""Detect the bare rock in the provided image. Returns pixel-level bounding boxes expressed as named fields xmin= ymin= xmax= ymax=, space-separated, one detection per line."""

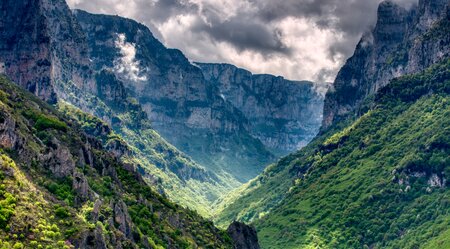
xmin=73 ymin=171 xmax=92 ymax=205
xmin=41 ymin=141 xmax=75 ymax=178
xmin=114 ymin=200 xmax=133 ymax=240
xmin=227 ymin=221 xmax=260 ymax=249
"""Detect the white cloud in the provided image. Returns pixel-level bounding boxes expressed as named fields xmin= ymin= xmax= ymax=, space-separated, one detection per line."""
xmin=114 ymin=34 xmax=147 ymax=82
xmin=68 ymin=0 xmax=418 ymax=83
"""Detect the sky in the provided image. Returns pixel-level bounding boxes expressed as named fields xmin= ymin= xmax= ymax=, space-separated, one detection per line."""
xmin=67 ymin=0 xmax=417 ymax=82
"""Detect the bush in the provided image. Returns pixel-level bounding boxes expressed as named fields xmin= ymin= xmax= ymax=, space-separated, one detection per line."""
xmin=55 ymin=207 xmax=69 ymax=218
xmin=34 ymin=115 xmax=67 ymax=132
xmin=13 ymin=242 xmax=24 ymax=249
xmin=0 ymin=192 xmax=16 ymax=229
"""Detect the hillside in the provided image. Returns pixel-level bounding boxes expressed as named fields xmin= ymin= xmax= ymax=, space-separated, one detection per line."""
xmin=255 ymin=59 xmax=450 ymax=248
xmin=214 ymin=1 xmax=450 ymax=247
xmin=0 ymin=75 xmax=238 ymax=248
xmin=0 ymin=0 xmax=247 ymax=215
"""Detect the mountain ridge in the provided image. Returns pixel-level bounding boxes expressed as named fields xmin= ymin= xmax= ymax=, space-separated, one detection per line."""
xmin=214 ymin=1 xmax=450 ymax=248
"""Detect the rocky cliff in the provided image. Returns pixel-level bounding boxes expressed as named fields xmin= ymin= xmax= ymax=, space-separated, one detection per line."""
xmin=322 ymin=0 xmax=450 ymax=129
xmin=198 ymin=63 xmax=326 ymax=155
xmin=74 ymin=10 xmax=275 ymax=182
xmin=0 ymin=75 xmax=237 ymax=248
xmin=0 ymin=0 xmax=237 ymax=215
xmin=0 ymin=0 xmax=95 ymax=104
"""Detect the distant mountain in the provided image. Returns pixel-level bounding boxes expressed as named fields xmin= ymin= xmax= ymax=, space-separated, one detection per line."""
xmin=215 ymin=1 xmax=450 ymax=248
xmin=0 ymin=0 xmax=326 ymax=219
xmin=74 ymin=10 xmax=326 ymax=184
xmin=197 ymin=63 xmax=326 ymax=156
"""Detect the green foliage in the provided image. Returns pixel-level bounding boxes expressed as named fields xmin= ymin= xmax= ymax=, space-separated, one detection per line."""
xmin=34 ymin=115 xmax=67 ymax=132
xmin=218 ymin=60 xmax=450 ymax=248
xmin=22 ymin=110 xmax=67 ymax=132
xmin=44 ymin=179 xmax=74 ymax=206
xmin=54 ymin=207 xmax=69 ymax=219
xmin=0 ymin=189 xmax=16 ymax=230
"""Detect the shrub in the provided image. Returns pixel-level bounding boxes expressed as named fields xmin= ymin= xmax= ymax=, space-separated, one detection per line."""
xmin=0 ymin=192 xmax=16 ymax=229
xmin=13 ymin=242 xmax=24 ymax=249
xmin=34 ymin=115 xmax=67 ymax=132
xmin=55 ymin=207 xmax=69 ymax=218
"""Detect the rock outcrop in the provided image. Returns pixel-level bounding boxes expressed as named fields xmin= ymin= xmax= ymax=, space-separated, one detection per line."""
xmin=322 ymin=0 xmax=450 ymax=129
xmin=227 ymin=221 xmax=260 ymax=249
xmin=0 ymin=0 xmax=95 ymax=104
xmin=198 ymin=63 xmax=327 ymax=155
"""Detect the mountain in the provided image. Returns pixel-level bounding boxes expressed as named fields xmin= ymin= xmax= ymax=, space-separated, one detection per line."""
xmin=73 ymin=10 xmax=276 ymax=183
xmin=255 ymin=59 xmax=450 ymax=248
xmin=322 ymin=0 xmax=450 ymax=129
xmin=196 ymin=63 xmax=327 ymax=156
xmin=0 ymin=0 xmax=243 ymax=216
xmin=0 ymin=0 xmax=94 ymax=104
xmin=0 ymin=75 xmax=246 ymax=248
xmin=214 ymin=1 xmax=450 ymax=247
xmin=73 ymin=10 xmax=326 ymax=184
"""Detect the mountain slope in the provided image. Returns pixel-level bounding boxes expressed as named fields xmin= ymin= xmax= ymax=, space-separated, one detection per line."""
xmin=322 ymin=0 xmax=450 ymax=129
xmin=0 ymin=75 xmax=237 ymax=248
xmin=74 ymin=10 xmax=276 ymax=183
xmin=197 ymin=63 xmax=327 ymax=156
xmin=255 ymin=60 xmax=450 ymax=248
xmin=0 ymin=0 xmax=241 ymax=215
xmin=214 ymin=1 xmax=450 ymax=247
xmin=216 ymin=0 xmax=450 ymax=226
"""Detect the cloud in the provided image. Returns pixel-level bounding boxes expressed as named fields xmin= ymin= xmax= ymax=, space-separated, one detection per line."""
xmin=114 ymin=34 xmax=147 ymax=82
xmin=67 ymin=0 xmax=418 ymax=82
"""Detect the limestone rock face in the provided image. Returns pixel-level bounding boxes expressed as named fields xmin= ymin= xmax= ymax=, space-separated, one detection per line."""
xmin=322 ymin=0 xmax=450 ymax=129
xmin=114 ymin=200 xmax=134 ymax=240
xmin=73 ymin=171 xmax=92 ymax=205
xmin=198 ymin=63 xmax=327 ymax=155
xmin=227 ymin=221 xmax=260 ymax=249
xmin=74 ymin=10 xmax=276 ymax=182
xmin=0 ymin=0 xmax=95 ymax=104
xmin=41 ymin=140 xmax=76 ymax=178
xmin=0 ymin=111 xmax=21 ymax=150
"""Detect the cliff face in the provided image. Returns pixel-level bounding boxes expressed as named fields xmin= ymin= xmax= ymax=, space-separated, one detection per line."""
xmin=0 ymin=0 xmax=235 ymax=215
xmin=198 ymin=63 xmax=327 ymax=155
xmin=322 ymin=0 xmax=450 ymax=129
xmin=0 ymin=0 xmax=95 ymax=104
xmin=74 ymin=10 xmax=275 ymax=182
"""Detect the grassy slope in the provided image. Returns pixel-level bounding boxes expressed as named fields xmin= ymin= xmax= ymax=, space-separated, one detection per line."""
xmin=0 ymin=76 xmax=232 ymax=248
xmin=217 ymin=60 xmax=450 ymax=248
xmin=212 ymin=129 xmax=336 ymax=228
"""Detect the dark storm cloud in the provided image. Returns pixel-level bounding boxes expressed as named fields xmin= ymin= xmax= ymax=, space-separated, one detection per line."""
xmin=191 ymin=15 xmax=291 ymax=55
xmin=134 ymin=0 xmax=291 ymax=55
xmin=133 ymin=0 xmax=198 ymax=22
xmin=67 ymin=0 xmax=418 ymax=81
